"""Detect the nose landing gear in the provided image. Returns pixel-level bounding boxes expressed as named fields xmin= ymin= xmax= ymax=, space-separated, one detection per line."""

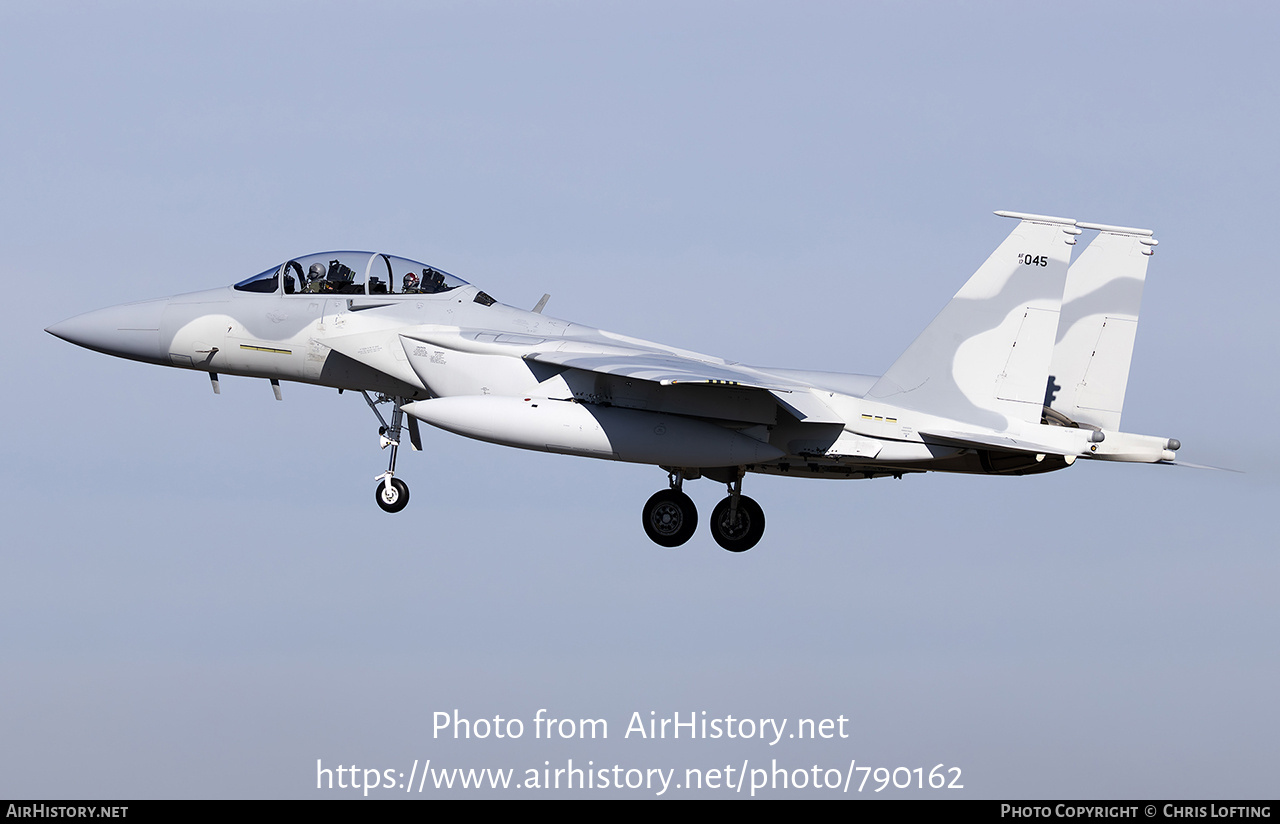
xmin=376 ymin=476 xmax=410 ymax=513
xmin=363 ymin=392 xmax=421 ymax=514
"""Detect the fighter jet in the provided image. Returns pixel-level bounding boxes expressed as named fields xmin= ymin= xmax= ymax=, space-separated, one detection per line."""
xmin=46 ymin=211 xmax=1178 ymax=552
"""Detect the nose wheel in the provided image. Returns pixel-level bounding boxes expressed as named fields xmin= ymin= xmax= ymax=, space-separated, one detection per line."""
xmin=375 ymin=477 xmax=410 ymax=513
xmin=362 ymin=391 xmax=421 ymax=514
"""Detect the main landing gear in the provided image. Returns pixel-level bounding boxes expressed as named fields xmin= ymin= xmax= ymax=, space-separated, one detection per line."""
xmin=362 ymin=392 xmax=421 ymax=513
xmin=709 ymin=474 xmax=765 ymax=552
xmin=642 ymin=468 xmax=766 ymax=552
xmin=642 ymin=471 xmax=698 ymax=547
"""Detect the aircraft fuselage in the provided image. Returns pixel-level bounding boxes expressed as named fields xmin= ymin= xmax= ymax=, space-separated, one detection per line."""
xmin=47 ymin=217 xmax=1182 ymax=551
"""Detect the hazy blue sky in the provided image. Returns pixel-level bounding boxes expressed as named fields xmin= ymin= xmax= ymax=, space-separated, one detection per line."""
xmin=2 ymin=1 xmax=1275 ymax=798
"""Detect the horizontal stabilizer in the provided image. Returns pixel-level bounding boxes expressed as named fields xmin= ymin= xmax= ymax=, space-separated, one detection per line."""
xmin=920 ymin=427 xmax=1088 ymax=457
xmin=1162 ymin=460 xmax=1242 ymax=473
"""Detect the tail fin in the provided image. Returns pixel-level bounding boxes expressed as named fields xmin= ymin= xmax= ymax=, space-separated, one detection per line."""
xmin=1046 ymin=222 xmax=1156 ymax=431
xmin=867 ymin=211 xmax=1079 ymax=429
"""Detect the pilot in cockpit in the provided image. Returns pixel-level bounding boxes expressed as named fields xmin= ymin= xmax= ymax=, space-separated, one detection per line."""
xmin=402 ymin=272 xmax=420 ymax=293
xmin=303 ymin=262 xmax=327 ymax=293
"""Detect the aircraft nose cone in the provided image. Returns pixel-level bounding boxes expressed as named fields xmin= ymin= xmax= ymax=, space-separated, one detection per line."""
xmin=46 ymin=298 xmax=170 ymax=365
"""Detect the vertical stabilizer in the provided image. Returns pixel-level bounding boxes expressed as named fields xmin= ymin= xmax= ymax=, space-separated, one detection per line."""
xmin=867 ymin=211 xmax=1079 ymax=429
xmin=1047 ymin=222 xmax=1156 ymax=431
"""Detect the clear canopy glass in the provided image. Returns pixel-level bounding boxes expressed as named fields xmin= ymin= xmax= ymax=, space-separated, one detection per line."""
xmin=234 ymin=252 xmax=469 ymax=296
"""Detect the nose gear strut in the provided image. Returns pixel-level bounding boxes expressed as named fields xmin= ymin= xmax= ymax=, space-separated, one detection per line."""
xmin=361 ymin=391 xmax=421 ymax=513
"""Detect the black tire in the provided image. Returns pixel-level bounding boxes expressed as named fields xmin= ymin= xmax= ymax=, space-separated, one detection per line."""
xmin=375 ymin=477 xmax=410 ymax=513
xmin=709 ymin=495 xmax=765 ymax=552
xmin=642 ymin=489 xmax=698 ymax=547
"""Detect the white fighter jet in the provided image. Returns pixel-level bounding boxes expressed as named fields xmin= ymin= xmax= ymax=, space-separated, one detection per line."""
xmin=47 ymin=211 xmax=1178 ymax=552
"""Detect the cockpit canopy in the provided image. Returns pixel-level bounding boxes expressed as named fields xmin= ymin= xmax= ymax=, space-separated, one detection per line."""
xmin=233 ymin=252 xmax=469 ymax=296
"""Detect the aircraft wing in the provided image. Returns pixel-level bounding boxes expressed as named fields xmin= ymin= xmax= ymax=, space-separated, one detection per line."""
xmin=524 ymin=350 xmax=793 ymax=390
xmin=401 ymin=327 xmax=805 ymax=391
xmin=523 ymin=350 xmax=847 ymax=424
xmin=397 ymin=327 xmax=847 ymax=424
